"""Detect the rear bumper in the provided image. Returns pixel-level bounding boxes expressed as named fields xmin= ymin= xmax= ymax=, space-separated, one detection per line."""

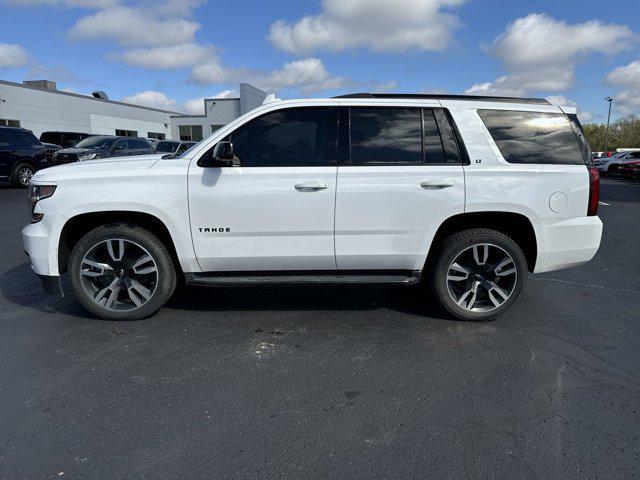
xmin=534 ymin=216 xmax=603 ymax=273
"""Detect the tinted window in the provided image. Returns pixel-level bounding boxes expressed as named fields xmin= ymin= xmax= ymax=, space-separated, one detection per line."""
xmin=423 ymin=109 xmax=446 ymax=164
xmin=9 ymin=130 xmax=41 ymax=147
xmin=129 ymin=139 xmax=150 ymax=149
xmin=567 ymin=114 xmax=592 ymax=165
xmin=76 ymin=136 xmax=116 ymax=149
xmin=433 ymin=109 xmax=461 ymax=164
xmin=155 ymin=141 xmax=179 ymax=152
xmin=67 ymin=133 xmax=84 ymax=146
xmin=628 ymin=151 xmax=640 ymax=159
xmin=113 ymin=139 xmax=128 ymax=150
xmin=177 ymin=142 xmax=195 ymax=153
xmin=350 ymin=108 xmax=422 ymax=165
xmin=229 ymin=108 xmax=330 ymax=167
xmin=478 ymin=109 xmax=585 ymax=165
xmin=40 ymin=132 xmax=61 ymax=144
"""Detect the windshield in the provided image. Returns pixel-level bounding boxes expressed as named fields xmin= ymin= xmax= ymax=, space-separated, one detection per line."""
xmin=155 ymin=141 xmax=179 ymax=152
xmin=75 ymin=136 xmax=116 ymax=149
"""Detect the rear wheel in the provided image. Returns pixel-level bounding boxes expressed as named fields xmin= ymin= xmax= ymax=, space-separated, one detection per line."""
xmin=69 ymin=224 xmax=176 ymax=320
xmin=431 ymin=229 xmax=528 ymax=321
xmin=10 ymin=162 xmax=35 ymax=188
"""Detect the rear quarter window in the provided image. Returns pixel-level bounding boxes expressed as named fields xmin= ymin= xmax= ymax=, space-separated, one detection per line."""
xmin=478 ymin=109 xmax=585 ymax=165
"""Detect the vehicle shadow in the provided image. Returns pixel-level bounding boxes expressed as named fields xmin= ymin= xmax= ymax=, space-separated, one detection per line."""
xmin=0 ymin=262 xmax=453 ymax=322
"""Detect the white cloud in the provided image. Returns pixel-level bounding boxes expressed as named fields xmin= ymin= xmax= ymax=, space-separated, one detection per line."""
xmin=68 ymin=6 xmax=201 ymax=46
xmin=466 ymin=14 xmax=637 ymax=96
xmin=5 ymin=0 xmax=117 ymax=7
xmin=118 ymin=43 xmax=215 ymax=69
xmin=252 ymin=58 xmax=348 ymax=94
xmin=122 ymin=90 xmax=179 ymax=111
xmin=123 ymin=89 xmax=240 ymax=114
xmin=605 ymin=60 xmax=640 ymax=115
xmin=269 ymin=0 xmax=467 ymax=55
xmin=0 ymin=43 xmax=28 ymax=68
xmin=543 ymin=95 xmax=594 ymax=123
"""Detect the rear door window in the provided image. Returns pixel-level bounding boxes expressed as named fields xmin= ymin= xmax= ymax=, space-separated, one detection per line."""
xmin=349 ymin=108 xmax=422 ymax=165
xmin=478 ymin=109 xmax=585 ymax=165
xmin=348 ymin=107 xmax=462 ymax=165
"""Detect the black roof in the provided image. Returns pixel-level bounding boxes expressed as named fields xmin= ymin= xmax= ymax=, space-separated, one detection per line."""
xmin=334 ymin=93 xmax=550 ymax=105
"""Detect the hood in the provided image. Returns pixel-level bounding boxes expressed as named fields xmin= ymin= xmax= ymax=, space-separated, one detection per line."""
xmin=32 ymin=154 xmax=165 ymax=183
xmin=56 ymin=147 xmax=103 ymax=155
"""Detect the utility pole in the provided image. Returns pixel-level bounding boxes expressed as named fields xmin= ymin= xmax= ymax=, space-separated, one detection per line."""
xmin=604 ymin=96 xmax=613 ymax=153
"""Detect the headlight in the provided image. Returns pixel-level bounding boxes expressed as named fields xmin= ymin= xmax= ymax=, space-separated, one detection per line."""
xmin=28 ymin=184 xmax=57 ymax=223
xmin=78 ymin=153 xmax=98 ymax=161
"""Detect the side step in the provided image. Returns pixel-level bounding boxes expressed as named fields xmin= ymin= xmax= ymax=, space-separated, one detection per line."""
xmin=185 ymin=271 xmax=421 ymax=286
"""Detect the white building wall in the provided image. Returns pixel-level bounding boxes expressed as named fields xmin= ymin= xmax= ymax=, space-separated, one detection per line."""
xmin=170 ymin=98 xmax=242 ymax=140
xmin=0 ymin=80 xmax=173 ymax=138
xmin=89 ymin=114 xmax=170 ymax=138
xmin=0 ymin=80 xmax=266 ymax=142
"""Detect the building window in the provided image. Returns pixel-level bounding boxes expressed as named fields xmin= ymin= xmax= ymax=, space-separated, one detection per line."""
xmin=179 ymin=125 xmax=203 ymax=141
xmin=115 ymin=129 xmax=138 ymax=137
xmin=0 ymin=119 xmax=21 ymax=127
xmin=211 ymin=124 xmax=224 ymax=133
xmin=147 ymin=132 xmax=166 ymax=140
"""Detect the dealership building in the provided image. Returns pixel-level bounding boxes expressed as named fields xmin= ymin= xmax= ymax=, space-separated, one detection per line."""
xmin=0 ymin=79 xmax=267 ymax=142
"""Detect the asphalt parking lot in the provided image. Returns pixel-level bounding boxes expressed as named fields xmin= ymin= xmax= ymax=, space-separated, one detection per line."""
xmin=0 ymin=178 xmax=638 ymax=480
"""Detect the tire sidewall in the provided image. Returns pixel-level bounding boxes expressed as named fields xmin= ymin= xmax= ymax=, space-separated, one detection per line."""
xmin=433 ymin=230 xmax=528 ymax=321
xmin=11 ymin=162 xmax=35 ymax=188
xmin=69 ymin=224 xmax=176 ymax=320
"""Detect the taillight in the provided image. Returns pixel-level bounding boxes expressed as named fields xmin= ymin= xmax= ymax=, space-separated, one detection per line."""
xmin=587 ymin=166 xmax=599 ymax=216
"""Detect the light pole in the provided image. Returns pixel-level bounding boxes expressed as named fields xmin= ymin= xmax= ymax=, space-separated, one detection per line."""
xmin=604 ymin=96 xmax=613 ymax=153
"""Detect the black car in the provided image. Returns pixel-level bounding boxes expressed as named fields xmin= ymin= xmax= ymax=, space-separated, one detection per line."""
xmin=154 ymin=140 xmax=197 ymax=157
xmin=41 ymin=142 xmax=62 ymax=164
xmin=40 ymin=131 xmax=93 ymax=148
xmin=52 ymin=136 xmax=154 ymax=165
xmin=0 ymin=126 xmax=48 ymax=187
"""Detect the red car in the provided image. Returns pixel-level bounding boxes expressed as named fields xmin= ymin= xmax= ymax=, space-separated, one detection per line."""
xmin=618 ymin=160 xmax=640 ymax=178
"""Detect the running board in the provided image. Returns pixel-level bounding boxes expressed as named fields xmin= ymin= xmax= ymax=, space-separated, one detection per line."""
xmin=185 ymin=271 xmax=421 ymax=286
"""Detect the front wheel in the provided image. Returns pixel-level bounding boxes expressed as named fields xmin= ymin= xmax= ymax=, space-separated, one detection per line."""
xmin=69 ymin=224 xmax=177 ymax=320
xmin=10 ymin=162 xmax=35 ymax=188
xmin=430 ymin=229 xmax=528 ymax=321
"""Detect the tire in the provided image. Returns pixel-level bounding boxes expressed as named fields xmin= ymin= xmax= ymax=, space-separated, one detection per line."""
xmin=69 ymin=224 xmax=177 ymax=320
xmin=430 ymin=229 xmax=528 ymax=322
xmin=10 ymin=162 xmax=35 ymax=188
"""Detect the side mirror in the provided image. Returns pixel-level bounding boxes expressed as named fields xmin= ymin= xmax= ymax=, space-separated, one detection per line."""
xmin=198 ymin=141 xmax=238 ymax=168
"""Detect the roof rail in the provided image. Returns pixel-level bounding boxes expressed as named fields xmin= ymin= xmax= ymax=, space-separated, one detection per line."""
xmin=334 ymin=93 xmax=550 ymax=105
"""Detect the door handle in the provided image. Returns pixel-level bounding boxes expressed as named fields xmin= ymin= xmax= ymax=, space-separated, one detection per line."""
xmin=421 ymin=179 xmax=455 ymax=189
xmin=295 ymin=181 xmax=329 ymax=192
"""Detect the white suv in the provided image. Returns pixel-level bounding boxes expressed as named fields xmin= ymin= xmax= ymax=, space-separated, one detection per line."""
xmin=22 ymin=94 xmax=603 ymax=321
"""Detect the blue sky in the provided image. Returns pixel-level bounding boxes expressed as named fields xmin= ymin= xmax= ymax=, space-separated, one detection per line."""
xmin=0 ymin=0 xmax=639 ymax=122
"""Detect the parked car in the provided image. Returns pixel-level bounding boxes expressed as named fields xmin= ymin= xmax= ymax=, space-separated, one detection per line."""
xmin=146 ymin=138 xmax=161 ymax=148
xmin=23 ymin=93 xmax=602 ymax=322
xmin=51 ymin=136 xmax=154 ymax=165
xmin=40 ymin=131 xmax=93 ymax=148
xmin=594 ymin=151 xmax=639 ymax=174
xmin=618 ymin=160 xmax=640 ymax=178
xmin=632 ymin=165 xmax=640 ymax=181
xmin=41 ymin=142 xmax=62 ymax=164
xmin=154 ymin=140 xmax=197 ymax=158
xmin=0 ymin=126 xmax=48 ymax=187
xmin=606 ymin=151 xmax=640 ymax=175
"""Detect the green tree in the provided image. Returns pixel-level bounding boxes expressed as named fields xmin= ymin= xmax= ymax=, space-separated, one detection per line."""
xmin=584 ymin=115 xmax=640 ymax=151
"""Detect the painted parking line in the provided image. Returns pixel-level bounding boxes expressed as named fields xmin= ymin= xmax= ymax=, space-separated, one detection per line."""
xmin=599 ymin=201 xmax=610 ymax=206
